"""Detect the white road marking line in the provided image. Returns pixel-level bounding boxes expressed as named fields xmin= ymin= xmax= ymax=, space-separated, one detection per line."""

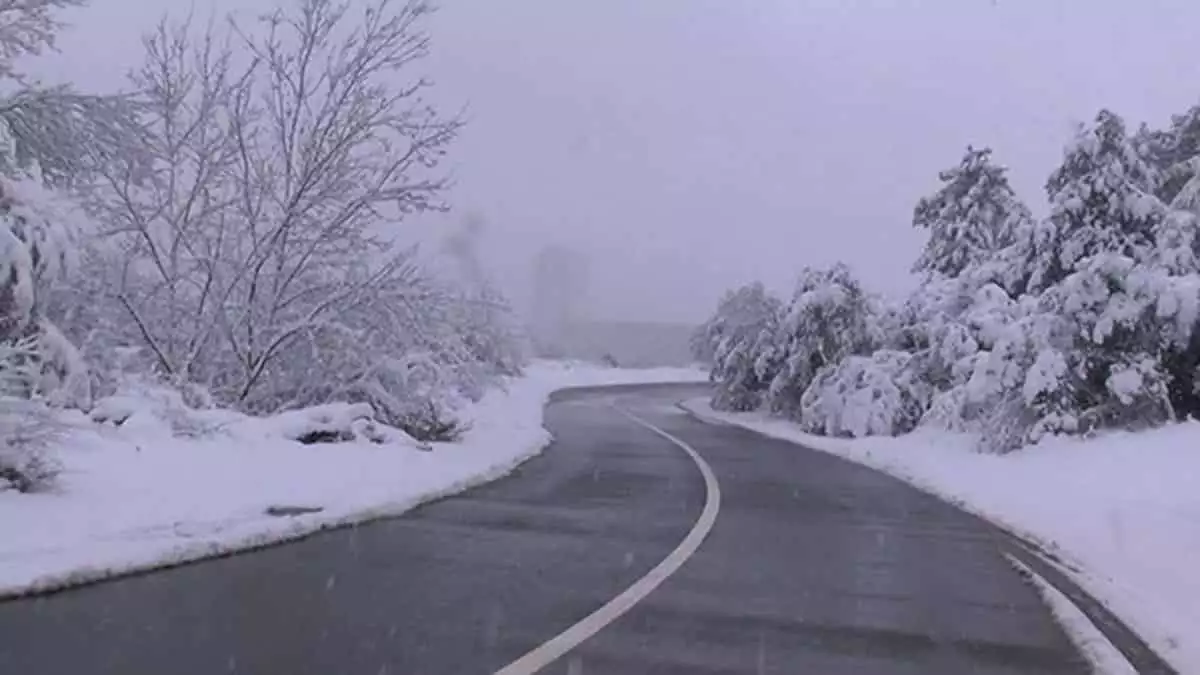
xmin=1005 ymin=555 xmax=1137 ymax=675
xmin=494 ymin=405 xmax=722 ymax=675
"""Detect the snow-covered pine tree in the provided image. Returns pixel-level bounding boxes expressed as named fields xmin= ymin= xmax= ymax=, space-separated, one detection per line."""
xmin=912 ymin=147 xmax=1031 ymax=284
xmin=1135 ymin=104 xmax=1200 ymax=206
xmin=1036 ymin=110 xmax=1164 ymax=289
xmin=1134 ymin=107 xmax=1200 ymax=418
xmin=994 ymin=109 xmax=1183 ymax=440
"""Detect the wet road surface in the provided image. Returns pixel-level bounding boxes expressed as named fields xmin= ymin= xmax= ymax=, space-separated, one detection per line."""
xmin=0 ymin=384 xmax=1091 ymax=674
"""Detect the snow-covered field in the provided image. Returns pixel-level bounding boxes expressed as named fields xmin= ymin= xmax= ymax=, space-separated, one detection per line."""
xmin=0 ymin=361 xmax=705 ymax=598
xmin=682 ymin=398 xmax=1200 ymax=674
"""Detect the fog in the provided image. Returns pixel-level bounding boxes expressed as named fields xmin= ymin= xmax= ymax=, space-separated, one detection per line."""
xmin=31 ymin=0 xmax=1200 ymax=324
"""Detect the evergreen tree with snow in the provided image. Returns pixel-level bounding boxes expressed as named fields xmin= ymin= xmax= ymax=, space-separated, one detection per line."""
xmin=1135 ymin=105 xmax=1200 ymax=205
xmin=912 ymin=146 xmax=1031 ymax=282
xmin=1014 ymin=110 xmax=1185 ymax=436
xmin=1132 ymin=106 xmax=1200 ymax=418
xmin=1035 ymin=110 xmax=1165 ymax=289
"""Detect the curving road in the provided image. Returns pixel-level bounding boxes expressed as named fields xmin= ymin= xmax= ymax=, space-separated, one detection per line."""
xmin=0 ymin=384 xmax=1105 ymax=673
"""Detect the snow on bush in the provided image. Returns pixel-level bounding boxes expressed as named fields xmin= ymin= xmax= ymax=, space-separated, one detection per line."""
xmin=85 ymin=373 xmax=437 ymax=449
xmin=0 ymin=173 xmax=94 ymax=490
xmin=765 ymin=264 xmax=876 ymax=420
xmin=691 ymin=282 xmax=782 ymax=411
xmin=0 ymin=398 xmax=62 ymax=493
xmin=267 ymin=402 xmax=426 ymax=448
xmin=0 ymin=339 xmax=63 ymax=492
xmin=799 ymin=349 xmax=929 ymax=438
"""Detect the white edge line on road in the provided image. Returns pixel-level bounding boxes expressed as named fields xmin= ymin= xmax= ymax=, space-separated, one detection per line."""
xmin=494 ymin=405 xmax=722 ymax=675
xmin=1004 ymin=554 xmax=1137 ymax=675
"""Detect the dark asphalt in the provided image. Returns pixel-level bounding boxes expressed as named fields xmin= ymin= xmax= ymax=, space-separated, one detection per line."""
xmin=0 ymin=384 xmax=1095 ymax=674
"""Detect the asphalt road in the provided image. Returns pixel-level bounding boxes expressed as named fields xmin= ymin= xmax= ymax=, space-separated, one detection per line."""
xmin=0 ymin=384 xmax=1094 ymax=674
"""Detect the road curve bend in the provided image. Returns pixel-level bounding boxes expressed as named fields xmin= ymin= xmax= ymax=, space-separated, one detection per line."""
xmin=0 ymin=384 xmax=1099 ymax=674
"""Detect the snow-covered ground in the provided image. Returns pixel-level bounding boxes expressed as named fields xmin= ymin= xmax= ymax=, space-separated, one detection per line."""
xmin=0 ymin=361 xmax=706 ymax=598
xmin=681 ymin=398 xmax=1200 ymax=674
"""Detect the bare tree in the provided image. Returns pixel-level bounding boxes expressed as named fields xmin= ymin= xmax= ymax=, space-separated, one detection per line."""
xmin=77 ymin=0 xmax=471 ymax=422
xmin=221 ymin=0 xmax=459 ymax=404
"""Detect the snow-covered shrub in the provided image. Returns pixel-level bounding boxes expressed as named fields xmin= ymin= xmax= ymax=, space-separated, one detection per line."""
xmin=0 ymin=398 xmax=62 ymax=492
xmin=798 ymin=350 xmax=930 ymax=438
xmin=958 ymin=298 xmax=1078 ymax=451
xmin=0 ymin=340 xmax=63 ymax=492
xmin=88 ymin=375 xmax=234 ymax=439
xmin=952 ymin=254 xmax=1190 ymax=451
xmin=766 ymin=264 xmax=878 ymax=420
xmin=694 ymin=282 xmax=783 ymax=411
xmin=711 ymin=330 xmax=778 ymax=413
xmin=884 ymin=273 xmax=1003 ymax=395
xmin=0 ymin=174 xmax=91 ymax=417
xmin=1050 ymin=255 xmax=1186 ymax=426
xmin=269 ymin=402 xmax=428 ymax=447
xmin=333 ymin=351 xmax=471 ymax=443
xmin=0 ymin=81 xmax=113 ymax=492
xmin=389 ymin=400 xmax=468 ymax=443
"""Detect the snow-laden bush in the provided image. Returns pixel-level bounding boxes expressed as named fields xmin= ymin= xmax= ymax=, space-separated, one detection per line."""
xmin=1048 ymin=255 xmax=1190 ymax=425
xmin=0 ymin=398 xmax=62 ymax=492
xmin=0 ymin=339 xmax=63 ymax=492
xmin=766 ymin=264 xmax=876 ymax=419
xmin=798 ymin=350 xmax=929 ymax=438
xmin=269 ymin=402 xmax=429 ymax=447
xmin=710 ymin=329 xmax=778 ymax=413
xmin=941 ymin=254 xmax=1195 ymax=451
xmin=0 ymin=174 xmax=92 ymax=490
xmin=954 ymin=297 xmax=1075 ymax=451
xmin=694 ymin=282 xmax=783 ymax=411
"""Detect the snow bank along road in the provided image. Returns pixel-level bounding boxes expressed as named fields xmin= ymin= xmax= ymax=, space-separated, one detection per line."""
xmin=0 ymin=384 xmax=1168 ymax=674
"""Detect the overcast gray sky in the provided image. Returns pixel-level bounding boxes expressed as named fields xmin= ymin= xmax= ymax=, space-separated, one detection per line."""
xmin=32 ymin=0 xmax=1200 ymax=323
